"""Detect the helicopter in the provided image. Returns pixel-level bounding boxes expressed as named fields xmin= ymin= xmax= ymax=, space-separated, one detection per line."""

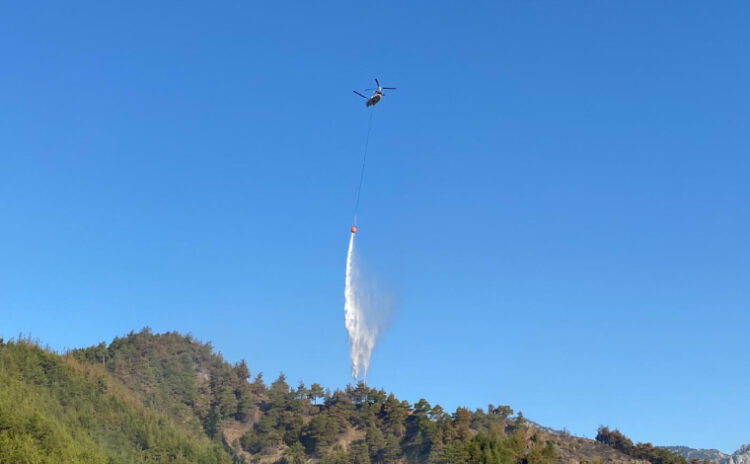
xmin=353 ymin=78 xmax=396 ymax=107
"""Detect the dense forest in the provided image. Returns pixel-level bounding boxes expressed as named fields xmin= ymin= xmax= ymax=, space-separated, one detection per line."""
xmin=0 ymin=335 xmax=230 ymax=464
xmin=0 ymin=329 xmax=704 ymax=464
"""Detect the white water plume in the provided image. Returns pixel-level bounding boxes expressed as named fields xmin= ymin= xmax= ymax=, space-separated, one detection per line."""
xmin=344 ymin=232 xmax=390 ymax=380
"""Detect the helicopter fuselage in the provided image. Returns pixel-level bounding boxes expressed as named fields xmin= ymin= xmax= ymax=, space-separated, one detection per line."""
xmin=366 ymin=93 xmax=382 ymax=107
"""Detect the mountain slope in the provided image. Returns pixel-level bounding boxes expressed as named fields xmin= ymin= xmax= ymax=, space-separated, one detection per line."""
xmin=0 ymin=329 xmax=689 ymax=464
xmin=666 ymin=445 xmax=750 ymax=464
xmin=69 ymin=329 xmax=646 ymax=464
xmin=72 ymin=328 xmax=257 ymax=441
xmin=0 ymin=337 xmax=232 ymax=464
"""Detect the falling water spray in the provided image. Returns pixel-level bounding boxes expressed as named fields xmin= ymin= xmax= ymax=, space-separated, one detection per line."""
xmin=344 ymin=231 xmax=383 ymax=380
xmin=344 ymin=232 xmax=372 ymax=379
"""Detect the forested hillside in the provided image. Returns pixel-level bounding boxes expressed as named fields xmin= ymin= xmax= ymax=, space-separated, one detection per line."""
xmin=70 ymin=329 xmax=557 ymax=464
xmin=0 ymin=329 xmax=682 ymax=464
xmin=0 ymin=336 xmax=231 ymax=463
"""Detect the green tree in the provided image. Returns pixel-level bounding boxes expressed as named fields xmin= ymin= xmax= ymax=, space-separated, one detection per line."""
xmin=278 ymin=442 xmax=306 ymax=464
xmin=321 ymin=445 xmax=349 ymax=464
xmin=366 ymin=425 xmax=386 ymax=462
xmin=269 ymin=373 xmax=291 ymax=409
xmin=453 ymin=407 xmax=472 ymax=442
xmin=302 ymin=414 xmax=338 ymax=455
xmin=382 ymin=394 xmax=408 ymax=437
xmin=381 ymin=434 xmax=402 ymax=464
xmin=350 ymin=442 xmax=372 ymax=464
xmin=309 ymin=383 xmax=325 ymax=405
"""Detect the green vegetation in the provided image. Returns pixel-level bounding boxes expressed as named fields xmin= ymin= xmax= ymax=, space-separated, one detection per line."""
xmin=0 ymin=336 xmax=231 ymax=464
xmin=2 ymin=328 xmax=678 ymax=464
xmin=235 ymin=379 xmax=555 ymax=464
xmin=596 ymin=426 xmax=688 ymax=464
xmin=72 ymin=329 xmax=257 ymax=441
xmin=70 ymin=329 xmax=559 ymax=463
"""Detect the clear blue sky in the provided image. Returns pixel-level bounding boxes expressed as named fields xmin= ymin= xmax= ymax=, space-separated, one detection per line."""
xmin=2 ymin=1 xmax=748 ymax=453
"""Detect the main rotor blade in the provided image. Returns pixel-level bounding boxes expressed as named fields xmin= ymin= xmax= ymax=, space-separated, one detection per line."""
xmin=364 ymin=88 xmax=376 ymax=91
xmin=374 ymin=78 xmax=380 ymax=87
xmin=353 ymin=90 xmax=367 ymax=99
xmin=382 ymin=87 xmax=397 ymax=90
